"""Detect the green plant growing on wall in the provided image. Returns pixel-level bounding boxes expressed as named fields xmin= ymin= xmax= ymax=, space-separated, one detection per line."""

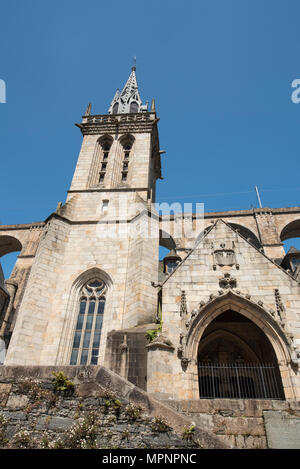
xmin=17 ymin=377 xmax=57 ymax=410
xmin=145 ymin=299 xmax=163 ymax=343
xmin=145 ymin=319 xmax=163 ymax=343
xmin=9 ymin=430 xmax=32 ymax=449
xmin=121 ymin=429 xmax=130 ymax=440
xmin=101 ymin=390 xmax=122 ymax=416
xmin=107 ymin=415 xmax=117 ymax=424
xmin=182 ymin=424 xmax=196 ymax=442
xmin=40 ymin=433 xmax=64 ymax=449
xmin=113 ymin=398 xmax=122 ymax=414
xmin=0 ymin=414 xmax=9 ymax=447
xmin=52 ymin=371 xmax=75 ymax=395
xmin=125 ymin=403 xmax=143 ymax=421
xmin=66 ymin=412 xmax=98 ymax=449
xmin=150 ymin=416 xmax=172 ymax=433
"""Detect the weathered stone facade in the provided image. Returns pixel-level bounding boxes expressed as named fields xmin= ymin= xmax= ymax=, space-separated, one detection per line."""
xmin=0 ymin=66 xmax=300 ymax=436
xmin=0 ymin=265 xmax=9 ymax=364
xmin=163 ymin=398 xmax=300 ymax=449
xmin=0 ymin=365 xmax=229 ymax=449
xmin=147 ymin=220 xmax=300 ymax=402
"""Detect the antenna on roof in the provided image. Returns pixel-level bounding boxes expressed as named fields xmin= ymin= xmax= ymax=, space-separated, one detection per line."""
xmin=255 ymin=186 xmax=263 ymax=208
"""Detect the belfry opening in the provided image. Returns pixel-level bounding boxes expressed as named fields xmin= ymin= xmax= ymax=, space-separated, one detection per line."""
xmin=197 ymin=310 xmax=285 ymax=400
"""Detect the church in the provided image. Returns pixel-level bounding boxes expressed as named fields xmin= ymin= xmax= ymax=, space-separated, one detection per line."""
xmin=1 ymin=65 xmax=300 ymax=404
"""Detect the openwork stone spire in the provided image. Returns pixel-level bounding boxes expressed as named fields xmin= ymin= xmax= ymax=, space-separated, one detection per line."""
xmin=108 ymin=64 xmax=148 ymax=114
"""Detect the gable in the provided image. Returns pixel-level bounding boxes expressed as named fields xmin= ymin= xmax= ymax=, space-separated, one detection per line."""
xmin=161 ymin=219 xmax=300 ymax=317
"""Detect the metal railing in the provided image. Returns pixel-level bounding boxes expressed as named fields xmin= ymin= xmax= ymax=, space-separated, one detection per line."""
xmin=198 ymin=362 xmax=284 ymax=400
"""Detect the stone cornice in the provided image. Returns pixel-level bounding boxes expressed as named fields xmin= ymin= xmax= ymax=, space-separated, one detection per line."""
xmin=160 ymin=206 xmax=300 ymax=222
xmin=67 ymin=187 xmax=150 ymax=194
xmin=44 ymin=206 xmax=160 ymax=226
xmin=76 ymin=112 xmax=158 ymax=135
xmin=0 ymin=222 xmax=45 ymax=231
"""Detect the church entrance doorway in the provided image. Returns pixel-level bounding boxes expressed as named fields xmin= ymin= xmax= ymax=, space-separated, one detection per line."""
xmin=197 ymin=310 xmax=284 ymax=399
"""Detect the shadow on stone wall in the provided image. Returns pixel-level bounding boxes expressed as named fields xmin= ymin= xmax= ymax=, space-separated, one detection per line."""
xmin=0 ymin=365 xmax=230 ymax=449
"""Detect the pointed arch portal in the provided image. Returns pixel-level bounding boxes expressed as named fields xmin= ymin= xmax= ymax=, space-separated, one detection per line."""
xmin=184 ymin=291 xmax=292 ymax=400
xmin=197 ymin=310 xmax=285 ymax=399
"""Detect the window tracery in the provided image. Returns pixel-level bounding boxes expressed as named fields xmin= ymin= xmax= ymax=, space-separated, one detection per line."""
xmin=70 ymin=279 xmax=107 ymax=365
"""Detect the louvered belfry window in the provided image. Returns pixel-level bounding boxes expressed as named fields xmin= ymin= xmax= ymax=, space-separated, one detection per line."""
xmin=98 ymin=136 xmax=113 ymax=185
xmin=70 ymin=280 xmax=106 ymax=365
xmin=121 ymin=142 xmax=132 ymax=182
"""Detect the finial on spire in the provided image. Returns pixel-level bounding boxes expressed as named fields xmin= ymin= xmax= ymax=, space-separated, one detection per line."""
xmin=132 ymin=56 xmax=136 ymax=71
xmin=151 ymin=98 xmax=156 ymax=112
xmin=84 ymin=103 xmax=92 ymax=116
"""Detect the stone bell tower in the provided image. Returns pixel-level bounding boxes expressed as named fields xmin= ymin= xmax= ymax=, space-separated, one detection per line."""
xmin=4 ymin=65 xmax=162 ymax=366
xmin=68 ymin=64 xmax=162 ymax=203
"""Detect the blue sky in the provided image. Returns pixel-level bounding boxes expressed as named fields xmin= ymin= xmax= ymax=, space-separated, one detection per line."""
xmin=1 ymin=0 xmax=300 ymax=276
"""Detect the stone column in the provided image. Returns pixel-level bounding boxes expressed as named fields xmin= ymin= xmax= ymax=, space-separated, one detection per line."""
xmin=254 ymin=209 xmax=285 ymax=259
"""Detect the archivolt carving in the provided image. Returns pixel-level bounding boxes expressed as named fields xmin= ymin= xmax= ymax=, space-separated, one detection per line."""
xmin=178 ymin=289 xmax=297 ymax=369
xmin=274 ymin=288 xmax=286 ymax=322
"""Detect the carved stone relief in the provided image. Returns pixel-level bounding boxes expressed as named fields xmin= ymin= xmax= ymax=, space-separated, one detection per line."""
xmin=219 ymin=273 xmax=237 ymax=289
xmin=212 ymin=242 xmax=239 ymax=270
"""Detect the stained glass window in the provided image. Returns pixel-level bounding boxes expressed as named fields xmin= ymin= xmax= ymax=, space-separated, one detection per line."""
xmin=70 ymin=280 xmax=106 ymax=365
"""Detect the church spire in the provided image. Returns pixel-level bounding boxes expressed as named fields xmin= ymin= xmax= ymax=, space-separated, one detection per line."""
xmin=108 ymin=62 xmax=148 ymax=114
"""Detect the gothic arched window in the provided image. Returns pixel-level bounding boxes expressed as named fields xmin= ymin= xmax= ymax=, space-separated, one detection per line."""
xmin=70 ymin=279 xmax=107 ymax=365
xmin=112 ymin=102 xmax=119 ymax=114
xmin=130 ymin=101 xmax=139 ymax=113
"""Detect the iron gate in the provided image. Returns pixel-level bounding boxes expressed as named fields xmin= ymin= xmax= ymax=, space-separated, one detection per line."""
xmin=198 ymin=363 xmax=284 ymax=399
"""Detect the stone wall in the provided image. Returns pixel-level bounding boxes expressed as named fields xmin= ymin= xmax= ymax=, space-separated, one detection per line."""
xmin=147 ymin=220 xmax=300 ymax=401
xmin=163 ymin=398 xmax=300 ymax=449
xmin=105 ymin=325 xmax=151 ymax=390
xmin=0 ymin=365 xmax=230 ymax=449
xmin=4 ymin=207 xmax=159 ymax=366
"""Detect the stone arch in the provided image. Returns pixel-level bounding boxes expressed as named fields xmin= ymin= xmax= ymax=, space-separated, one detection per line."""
xmin=97 ymin=134 xmax=114 ymax=148
xmin=184 ymin=291 xmax=294 ymax=399
xmin=71 ymin=266 xmax=113 ymax=291
xmin=0 ymin=235 xmax=23 ymax=281
xmin=119 ymin=133 xmax=135 ymax=148
xmin=0 ymin=235 xmax=22 ymax=257
xmin=186 ymin=291 xmax=290 ymax=364
xmin=280 ymin=219 xmax=300 ymax=242
xmin=112 ymin=102 xmax=119 ymax=114
xmin=130 ymin=101 xmax=139 ymax=113
xmin=194 ymin=226 xmax=211 ymax=245
xmin=198 ymin=328 xmax=260 ymax=363
xmin=197 ymin=317 xmax=285 ymax=399
xmin=227 ymin=223 xmax=261 ymax=249
xmin=159 ymin=229 xmax=176 ymax=251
